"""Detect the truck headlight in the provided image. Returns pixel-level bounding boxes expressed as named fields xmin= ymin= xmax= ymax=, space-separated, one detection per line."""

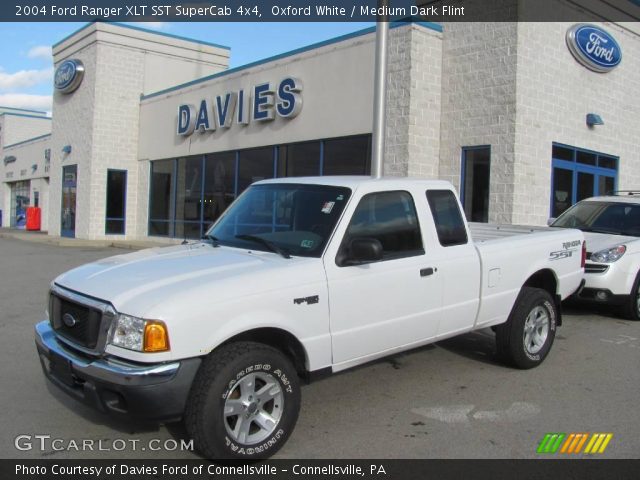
xmin=591 ymin=245 xmax=626 ymax=263
xmin=108 ymin=314 xmax=170 ymax=352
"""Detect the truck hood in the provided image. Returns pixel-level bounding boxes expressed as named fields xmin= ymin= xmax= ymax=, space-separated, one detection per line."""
xmin=54 ymin=243 xmax=303 ymax=316
xmin=583 ymin=231 xmax=638 ymax=253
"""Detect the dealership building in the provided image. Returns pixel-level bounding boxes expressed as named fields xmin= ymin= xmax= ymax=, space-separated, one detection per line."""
xmin=0 ymin=16 xmax=638 ymax=240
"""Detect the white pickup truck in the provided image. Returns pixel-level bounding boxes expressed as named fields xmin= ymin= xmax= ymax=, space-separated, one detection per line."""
xmin=35 ymin=177 xmax=585 ymax=459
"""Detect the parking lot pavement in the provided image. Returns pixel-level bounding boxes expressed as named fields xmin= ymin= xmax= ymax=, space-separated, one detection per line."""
xmin=1 ymin=237 xmax=638 ymax=459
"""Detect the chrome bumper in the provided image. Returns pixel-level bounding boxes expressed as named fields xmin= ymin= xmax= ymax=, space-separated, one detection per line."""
xmin=35 ymin=320 xmax=179 ymax=386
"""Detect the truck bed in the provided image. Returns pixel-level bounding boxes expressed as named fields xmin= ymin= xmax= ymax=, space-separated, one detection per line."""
xmin=469 ymin=222 xmax=551 ymax=243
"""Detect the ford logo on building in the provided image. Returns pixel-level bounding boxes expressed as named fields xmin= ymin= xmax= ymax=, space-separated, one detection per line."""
xmin=62 ymin=313 xmax=77 ymax=328
xmin=566 ymin=24 xmax=622 ymax=73
xmin=54 ymin=59 xmax=85 ymax=94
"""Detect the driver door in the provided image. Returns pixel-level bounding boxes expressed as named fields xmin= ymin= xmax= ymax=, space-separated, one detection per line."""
xmin=323 ymin=190 xmax=443 ymax=366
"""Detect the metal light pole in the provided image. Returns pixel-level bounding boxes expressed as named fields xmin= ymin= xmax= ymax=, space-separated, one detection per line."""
xmin=371 ymin=0 xmax=389 ymax=179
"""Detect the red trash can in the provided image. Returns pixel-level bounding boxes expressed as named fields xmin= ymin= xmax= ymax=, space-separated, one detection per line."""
xmin=26 ymin=207 xmax=41 ymax=231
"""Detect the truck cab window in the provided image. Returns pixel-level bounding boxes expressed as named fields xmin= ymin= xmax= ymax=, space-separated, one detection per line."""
xmin=342 ymin=190 xmax=423 ymax=260
xmin=426 ymin=190 xmax=468 ymax=246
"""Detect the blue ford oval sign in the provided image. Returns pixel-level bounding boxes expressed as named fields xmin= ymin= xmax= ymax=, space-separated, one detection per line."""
xmin=566 ymin=24 xmax=622 ymax=73
xmin=54 ymin=59 xmax=85 ymax=94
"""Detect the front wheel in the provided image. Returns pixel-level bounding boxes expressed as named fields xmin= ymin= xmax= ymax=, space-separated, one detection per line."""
xmin=495 ymin=287 xmax=557 ymax=369
xmin=620 ymin=272 xmax=640 ymax=321
xmin=184 ymin=341 xmax=301 ymax=459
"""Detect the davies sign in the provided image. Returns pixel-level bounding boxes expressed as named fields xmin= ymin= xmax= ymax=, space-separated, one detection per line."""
xmin=177 ymin=77 xmax=302 ymax=136
xmin=566 ymin=24 xmax=622 ymax=73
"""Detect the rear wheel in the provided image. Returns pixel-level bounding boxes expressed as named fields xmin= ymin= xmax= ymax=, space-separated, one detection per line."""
xmin=185 ymin=341 xmax=301 ymax=459
xmin=496 ymin=287 xmax=557 ymax=369
xmin=620 ymin=272 xmax=640 ymax=321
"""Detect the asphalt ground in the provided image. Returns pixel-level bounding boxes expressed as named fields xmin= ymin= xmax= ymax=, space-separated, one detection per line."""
xmin=0 ymin=237 xmax=638 ymax=459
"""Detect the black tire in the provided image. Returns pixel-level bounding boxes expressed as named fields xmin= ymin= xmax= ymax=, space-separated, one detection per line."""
xmin=185 ymin=341 xmax=301 ymax=459
xmin=495 ymin=287 xmax=557 ymax=369
xmin=619 ymin=272 xmax=640 ymax=321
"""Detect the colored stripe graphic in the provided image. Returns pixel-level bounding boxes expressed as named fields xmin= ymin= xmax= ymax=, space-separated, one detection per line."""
xmin=537 ymin=433 xmax=565 ymax=453
xmin=538 ymin=433 xmax=613 ymax=454
xmin=584 ymin=433 xmax=613 ymax=454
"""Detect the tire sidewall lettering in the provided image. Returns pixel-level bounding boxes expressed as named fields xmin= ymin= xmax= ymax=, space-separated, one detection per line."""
xmin=224 ymin=428 xmax=285 ymax=456
xmin=220 ymin=359 xmax=292 ymax=457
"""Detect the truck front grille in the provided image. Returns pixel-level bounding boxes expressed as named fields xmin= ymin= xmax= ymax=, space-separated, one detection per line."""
xmin=50 ymin=292 xmax=103 ymax=350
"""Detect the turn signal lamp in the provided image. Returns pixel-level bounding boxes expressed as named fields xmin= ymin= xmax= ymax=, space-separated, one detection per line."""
xmin=143 ymin=321 xmax=170 ymax=352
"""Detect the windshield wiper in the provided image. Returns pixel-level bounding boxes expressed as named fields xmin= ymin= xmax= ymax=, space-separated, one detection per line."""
xmin=235 ymin=234 xmax=291 ymax=259
xmin=202 ymin=234 xmax=221 ymax=247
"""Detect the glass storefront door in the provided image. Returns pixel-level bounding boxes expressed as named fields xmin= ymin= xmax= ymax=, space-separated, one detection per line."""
xmin=10 ymin=181 xmax=30 ymax=229
xmin=61 ymin=165 xmax=77 ymax=238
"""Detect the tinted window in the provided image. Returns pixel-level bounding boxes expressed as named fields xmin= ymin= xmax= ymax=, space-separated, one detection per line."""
xmin=237 ymin=147 xmax=274 ymax=193
xmin=204 ymin=152 xmax=236 ymax=225
xmin=105 ymin=169 xmax=126 ymax=234
xmin=426 ymin=190 xmax=468 ymax=246
xmin=342 ymin=191 xmax=423 ymax=260
xmin=277 ymin=142 xmax=321 ymax=177
xmin=323 ymin=135 xmax=371 ymax=175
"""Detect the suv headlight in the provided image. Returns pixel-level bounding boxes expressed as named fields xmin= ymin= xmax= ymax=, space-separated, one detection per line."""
xmin=591 ymin=245 xmax=626 ymax=263
xmin=108 ymin=314 xmax=170 ymax=352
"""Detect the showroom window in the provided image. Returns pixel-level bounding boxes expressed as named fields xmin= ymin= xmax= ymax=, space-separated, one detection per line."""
xmin=149 ymin=134 xmax=372 ymax=239
xmin=105 ymin=169 xmax=127 ymax=234
xmin=551 ymin=143 xmax=618 ymax=218
xmin=460 ymin=146 xmax=490 ymax=223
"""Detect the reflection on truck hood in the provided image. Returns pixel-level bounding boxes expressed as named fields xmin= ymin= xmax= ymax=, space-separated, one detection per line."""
xmin=54 ymin=243 xmax=305 ymax=317
xmin=583 ymin=231 xmax=638 ymax=253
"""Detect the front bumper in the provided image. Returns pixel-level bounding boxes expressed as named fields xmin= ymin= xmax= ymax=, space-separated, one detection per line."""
xmin=35 ymin=320 xmax=201 ymax=422
xmin=574 ymin=288 xmax=629 ymax=306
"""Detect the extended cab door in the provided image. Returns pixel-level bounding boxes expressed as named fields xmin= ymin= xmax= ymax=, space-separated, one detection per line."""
xmin=423 ymin=190 xmax=481 ymax=337
xmin=323 ymin=189 xmax=443 ymax=367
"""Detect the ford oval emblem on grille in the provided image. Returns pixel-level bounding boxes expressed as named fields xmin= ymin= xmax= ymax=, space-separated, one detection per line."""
xmin=62 ymin=313 xmax=77 ymax=328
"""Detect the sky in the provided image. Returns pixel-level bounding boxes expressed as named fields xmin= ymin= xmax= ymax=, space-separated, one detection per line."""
xmin=0 ymin=21 xmax=373 ymax=113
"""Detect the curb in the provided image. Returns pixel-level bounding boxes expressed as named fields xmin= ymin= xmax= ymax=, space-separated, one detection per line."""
xmin=0 ymin=231 xmax=174 ymax=250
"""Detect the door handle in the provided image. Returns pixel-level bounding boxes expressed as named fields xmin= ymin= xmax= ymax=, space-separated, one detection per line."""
xmin=420 ymin=267 xmax=436 ymax=277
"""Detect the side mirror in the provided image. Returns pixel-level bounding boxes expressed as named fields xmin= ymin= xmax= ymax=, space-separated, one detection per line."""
xmin=547 ymin=218 xmax=556 ymax=226
xmin=339 ymin=237 xmax=383 ymax=266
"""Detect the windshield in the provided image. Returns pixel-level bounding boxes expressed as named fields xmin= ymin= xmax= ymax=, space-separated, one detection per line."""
xmin=206 ymin=183 xmax=352 ymax=257
xmin=551 ymin=201 xmax=640 ymax=236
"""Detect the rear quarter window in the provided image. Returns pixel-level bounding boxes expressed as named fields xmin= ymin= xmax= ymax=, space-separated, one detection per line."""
xmin=426 ymin=190 xmax=469 ymax=247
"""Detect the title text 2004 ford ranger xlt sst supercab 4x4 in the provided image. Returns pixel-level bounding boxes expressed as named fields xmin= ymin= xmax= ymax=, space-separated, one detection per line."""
xmin=35 ymin=177 xmax=585 ymax=459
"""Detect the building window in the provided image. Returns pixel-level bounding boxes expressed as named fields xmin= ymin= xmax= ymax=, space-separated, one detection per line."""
xmin=105 ymin=170 xmax=127 ymax=235
xmin=461 ymin=146 xmax=490 ymax=223
xmin=148 ymin=134 xmax=372 ymax=239
xmin=149 ymin=159 xmax=175 ymax=236
xmin=277 ymin=141 xmax=321 ymax=177
xmin=323 ymin=135 xmax=371 ymax=175
xmin=237 ymin=147 xmax=275 ymax=194
xmin=204 ymin=152 xmax=236 ymax=230
xmin=551 ymin=143 xmax=618 ymax=218
xmin=175 ymin=156 xmax=204 ymax=239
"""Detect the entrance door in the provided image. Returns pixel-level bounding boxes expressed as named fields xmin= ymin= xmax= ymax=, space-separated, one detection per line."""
xmin=10 ymin=181 xmax=30 ymax=229
xmin=61 ymin=165 xmax=77 ymax=238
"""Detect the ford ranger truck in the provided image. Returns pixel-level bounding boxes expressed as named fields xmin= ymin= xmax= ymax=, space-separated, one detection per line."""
xmin=35 ymin=177 xmax=585 ymax=459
